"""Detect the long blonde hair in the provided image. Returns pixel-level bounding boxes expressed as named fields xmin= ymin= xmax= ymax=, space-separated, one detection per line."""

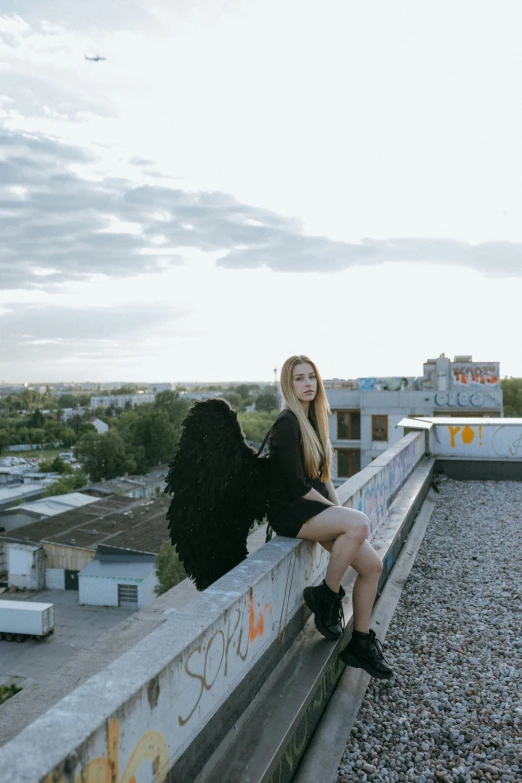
xmin=280 ymin=355 xmax=332 ymax=482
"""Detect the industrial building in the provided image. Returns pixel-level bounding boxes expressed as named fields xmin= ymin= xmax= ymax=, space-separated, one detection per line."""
xmin=326 ymin=354 xmax=502 ymax=484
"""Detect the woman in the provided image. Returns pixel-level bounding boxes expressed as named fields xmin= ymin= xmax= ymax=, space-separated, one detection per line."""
xmin=267 ymin=355 xmax=393 ymax=680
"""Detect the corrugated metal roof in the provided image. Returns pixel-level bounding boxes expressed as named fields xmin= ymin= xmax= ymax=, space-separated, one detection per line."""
xmin=15 ymin=493 xmax=100 ymax=517
xmin=0 ymin=495 xmax=171 ymax=555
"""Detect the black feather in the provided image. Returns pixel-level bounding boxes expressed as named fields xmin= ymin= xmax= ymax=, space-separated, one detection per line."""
xmin=165 ymin=398 xmax=270 ymax=590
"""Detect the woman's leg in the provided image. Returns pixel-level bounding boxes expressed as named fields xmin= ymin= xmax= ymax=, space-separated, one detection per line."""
xmin=297 ymin=506 xmax=370 ymax=593
xmin=349 ymin=540 xmax=383 ymax=634
xmin=315 ymin=532 xmax=383 ymax=632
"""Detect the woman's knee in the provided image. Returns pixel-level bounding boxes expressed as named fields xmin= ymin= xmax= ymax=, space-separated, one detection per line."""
xmin=338 ymin=507 xmax=370 ymax=541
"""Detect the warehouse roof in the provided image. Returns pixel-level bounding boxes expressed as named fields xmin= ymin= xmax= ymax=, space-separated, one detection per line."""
xmin=0 ymin=495 xmax=171 ymax=555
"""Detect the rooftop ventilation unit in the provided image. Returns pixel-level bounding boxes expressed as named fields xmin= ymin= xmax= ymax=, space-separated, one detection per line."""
xmin=454 ymin=355 xmax=473 ymax=362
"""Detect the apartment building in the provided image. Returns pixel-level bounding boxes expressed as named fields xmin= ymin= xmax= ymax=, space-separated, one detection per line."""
xmin=327 ymin=354 xmax=502 ymax=485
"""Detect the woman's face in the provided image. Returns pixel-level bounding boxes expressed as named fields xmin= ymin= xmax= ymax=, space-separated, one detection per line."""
xmin=292 ymin=362 xmax=317 ymax=404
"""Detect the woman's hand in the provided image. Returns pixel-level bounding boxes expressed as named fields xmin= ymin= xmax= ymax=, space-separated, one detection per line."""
xmin=325 ymin=481 xmax=341 ymax=506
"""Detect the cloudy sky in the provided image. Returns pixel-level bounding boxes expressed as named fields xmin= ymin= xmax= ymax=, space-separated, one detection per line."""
xmin=1 ymin=0 xmax=521 ymax=383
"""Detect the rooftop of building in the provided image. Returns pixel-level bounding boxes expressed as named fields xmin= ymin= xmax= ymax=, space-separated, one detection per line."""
xmin=0 ymin=495 xmax=172 ymax=555
xmin=83 ymin=466 xmax=167 ymax=497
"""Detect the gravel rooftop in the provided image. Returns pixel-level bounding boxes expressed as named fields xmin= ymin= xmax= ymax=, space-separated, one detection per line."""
xmin=337 ymin=478 xmax=522 ymax=783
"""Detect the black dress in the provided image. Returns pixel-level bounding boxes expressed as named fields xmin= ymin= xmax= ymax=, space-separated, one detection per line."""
xmin=267 ymin=408 xmax=331 ymax=538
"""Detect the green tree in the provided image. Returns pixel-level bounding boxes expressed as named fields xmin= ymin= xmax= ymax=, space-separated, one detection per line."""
xmin=68 ymin=414 xmax=86 ymax=433
xmin=223 ymin=391 xmax=242 ymax=410
xmin=94 ymin=405 xmax=108 ymax=421
xmin=236 ymin=384 xmax=251 ymax=400
xmin=237 ymin=410 xmax=278 ymax=442
xmin=255 ymin=389 xmax=278 ymax=413
xmin=74 ymin=431 xmax=132 ymax=482
xmin=57 ymin=394 xmax=78 ymax=409
xmin=77 ymin=422 xmax=97 ymax=438
xmin=30 ymin=428 xmax=46 ymax=445
xmin=61 ymin=427 xmax=77 ymax=447
xmin=29 ymin=409 xmax=46 ymax=428
xmin=0 ymin=430 xmax=10 ymax=452
xmin=123 ymin=409 xmax=178 ymax=469
xmin=153 ymin=541 xmax=187 ymax=596
xmin=154 ymin=391 xmax=191 ymax=433
xmin=43 ymin=470 xmax=88 ymax=496
xmin=501 ymin=377 xmax=522 ymax=417
xmin=51 ymin=456 xmax=67 ymax=474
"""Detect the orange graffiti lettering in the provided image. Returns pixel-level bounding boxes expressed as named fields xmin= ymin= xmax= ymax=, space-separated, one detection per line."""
xmin=249 ymin=596 xmax=273 ymax=642
xmin=462 ymin=425 xmax=475 ymax=444
xmin=448 ymin=426 xmax=461 ymax=448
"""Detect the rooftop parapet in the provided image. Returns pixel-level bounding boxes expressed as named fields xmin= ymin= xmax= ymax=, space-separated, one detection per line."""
xmin=0 ymin=432 xmax=428 ymax=783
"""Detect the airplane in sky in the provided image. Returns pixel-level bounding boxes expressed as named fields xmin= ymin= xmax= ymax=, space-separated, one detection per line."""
xmin=84 ymin=55 xmax=106 ymax=62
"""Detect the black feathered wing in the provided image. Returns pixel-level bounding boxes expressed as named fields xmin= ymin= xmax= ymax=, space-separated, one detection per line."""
xmin=165 ymin=398 xmax=269 ymax=590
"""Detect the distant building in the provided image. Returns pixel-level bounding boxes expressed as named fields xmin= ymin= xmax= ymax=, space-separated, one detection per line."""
xmin=90 ymin=393 xmax=155 ymax=409
xmin=0 ymin=492 xmax=99 ymax=532
xmin=326 ymin=354 xmax=502 ymax=485
xmin=0 ymin=495 xmax=171 ymax=606
xmin=83 ymin=466 xmax=167 ymax=500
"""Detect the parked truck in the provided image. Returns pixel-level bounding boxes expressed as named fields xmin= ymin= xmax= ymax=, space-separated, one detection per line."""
xmin=0 ymin=600 xmax=54 ymax=642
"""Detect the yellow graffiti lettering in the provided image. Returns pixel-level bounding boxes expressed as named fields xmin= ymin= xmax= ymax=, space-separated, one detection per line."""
xmin=448 ymin=426 xmax=461 ymax=448
xmin=120 ymin=729 xmax=170 ymax=783
xmin=462 ymin=425 xmax=475 ymax=444
xmin=42 ymin=719 xmax=171 ymax=783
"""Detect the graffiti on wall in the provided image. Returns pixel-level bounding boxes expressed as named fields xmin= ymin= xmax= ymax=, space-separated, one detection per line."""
xmin=434 ymin=390 xmax=501 ymax=408
xmin=179 ymin=591 xmax=273 ymax=726
xmin=448 ymin=425 xmax=483 ymax=449
xmin=268 ymin=654 xmax=344 ymax=783
xmin=43 ymin=718 xmax=169 ymax=783
xmin=359 ymin=377 xmax=424 ymax=391
xmin=351 ymin=437 xmax=422 ymax=535
xmin=433 ymin=424 xmax=522 ymax=459
xmin=451 ymin=363 xmax=500 ymax=388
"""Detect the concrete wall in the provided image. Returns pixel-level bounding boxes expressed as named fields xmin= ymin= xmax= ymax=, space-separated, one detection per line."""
xmin=139 ymin=567 xmax=159 ymax=608
xmin=337 ymin=432 xmax=426 ymax=534
xmin=79 ymin=575 xmax=141 ymax=607
xmin=42 ymin=542 xmax=94 ymax=571
xmin=430 ymin=420 xmax=522 ymax=460
xmin=0 ymin=431 xmax=426 ymax=783
xmin=432 ymin=387 xmax=502 ymax=411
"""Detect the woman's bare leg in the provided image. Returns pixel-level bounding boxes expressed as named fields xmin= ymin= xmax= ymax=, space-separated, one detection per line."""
xmin=350 ymin=540 xmax=383 ymax=634
xmin=296 ymin=506 xmax=370 ymax=593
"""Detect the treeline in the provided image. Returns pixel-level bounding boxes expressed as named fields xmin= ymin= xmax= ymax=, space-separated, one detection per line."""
xmin=0 ymin=385 xmax=281 ymax=482
xmin=74 ymin=391 xmax=193 ymax=481
xmin=501 ymin=378 xmax=522 ymax=417
xmin=0 ymin=410 xmax=96 ymax=452
xmin=74 ymin=391 xmax=279 ymax=481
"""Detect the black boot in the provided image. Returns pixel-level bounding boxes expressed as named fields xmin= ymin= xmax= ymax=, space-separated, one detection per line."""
xmin=303 ymin=581 xmax=345 ymax=640
xmin=339 ymin=629 xmax=394 ymax=680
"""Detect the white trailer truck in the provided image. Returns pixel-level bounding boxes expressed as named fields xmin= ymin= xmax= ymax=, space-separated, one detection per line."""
xmin=0 ymin=600 xmax=54 ymax=642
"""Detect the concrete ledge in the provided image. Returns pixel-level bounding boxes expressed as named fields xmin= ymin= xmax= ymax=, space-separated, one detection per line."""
xmin=0 ymin=433 xmax=426 ymax=783
xmin=202 ymin=458 xmax=436 ymax=783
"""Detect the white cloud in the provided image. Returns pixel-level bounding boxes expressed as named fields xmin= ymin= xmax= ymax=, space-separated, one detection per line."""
xmin=1 ymin=1 xmax=522 ymax=381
